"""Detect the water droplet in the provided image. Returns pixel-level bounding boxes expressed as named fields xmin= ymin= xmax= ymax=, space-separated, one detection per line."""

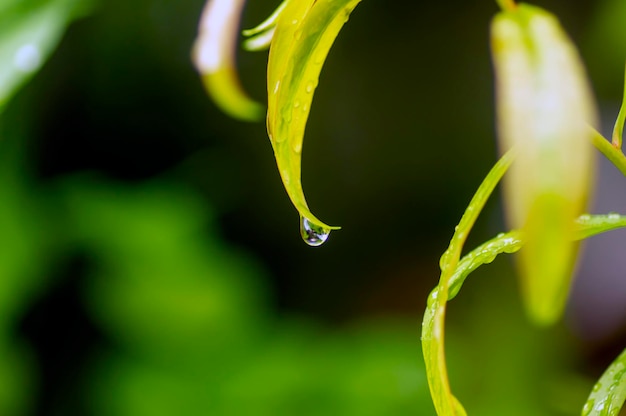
xmin=293 ymin=141 xmax=302 ymax=153
xmin=281 ymin=106 xmax=293 ymax=123
xmin=300 ymin=216 xmax=330 ymax=246
xmin=14 ymin=44 xmax=41 ymax=73
xmin=293 ymin=100 xmax=301 ymax=109
xmin=592 ymin=382 xmax=602 ymax=392
xmin=497 ymin=232 xmax=505 ymax=238
xmin=608 ymin=212 xmax=620 ymax=220
xmin=582 ymin=401 xmax=593 ymax=414
xmin=272 ymin=80 xmax=280 ymax=95
xmin=439 ymin=250 xmax=449 ymax=269
xmin=579 ymin=214 xmax=591 ymax=221
xmin=305 ymin=81 xmax=314 ymax=93
xmin=291 ymin=19 xmax=299 ymax=25
xmin=502 ymin=243 xmax=519 ymax=254
xmin=302 ymin=103 xmax=309 ymax=112
xmin=281 ymin=169 xmax=290 ymax=185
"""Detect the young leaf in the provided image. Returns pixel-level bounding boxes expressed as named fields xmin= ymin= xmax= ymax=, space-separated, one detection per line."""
xmin=425 ymin=210 xmax=626 ymax=416
xmin=266 ymin=0 xmax=362 ymax=238
xmin=491 ymin=4 xmax=598 ymax=325
xmin=241 ymin=0 xmax=289 ymax=51
xmin=582 ymin=348 xmax=626 ymax=416
xmin=192 ymin=0 xmax=264 ymax=121
xmin=422 ymin=150 xmax=514 ymax=416
xmin=447 ymin=213 xmax=626 ymax=301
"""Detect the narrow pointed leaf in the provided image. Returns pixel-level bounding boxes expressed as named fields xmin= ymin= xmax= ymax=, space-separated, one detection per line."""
xmin=266 ymin=0 xmax=362 ymax=232
xmin=425 ymin=210 xmax=626 ymax=416
xmin=241 ymin=0 xmax=289 ymax=51
xmin=447 ymin=213 xmax=626 ymax=300
xmin=192 ymin=0 xmax=264 ymax=121
xmin=491 ymin=4 xmax=598 ymax=325
xmin=422 ymin=150 xmax=514 ymax=416
xmin=582 ymin=348 xmax=626 ymax=416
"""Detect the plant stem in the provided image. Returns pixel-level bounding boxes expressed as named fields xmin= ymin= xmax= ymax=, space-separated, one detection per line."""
xmin=590 ymin=127 xmax=626 ymax=177
xmin=496 ymin=0 xmax=517 ymax=12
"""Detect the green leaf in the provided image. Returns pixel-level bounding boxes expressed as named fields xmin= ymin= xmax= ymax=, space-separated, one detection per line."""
xmin=266 ymin=0 xmax=362 ymax=235
xmin=0 ymin=0 xmax=93 ymax=112
xmin=491 ymin=3 xmax=598 ymax=325
xmin=241 ymin=0 xmax=289 ymax=51
xmin=582 ymin=348 xmax=626 ymax=416
xmin=447 ymin=213 xmax=626 ymax=301
xmin=423 ymin=212 xmax=626 ymax=416
xmin=422 ymin=150 xmax=514 ymax=416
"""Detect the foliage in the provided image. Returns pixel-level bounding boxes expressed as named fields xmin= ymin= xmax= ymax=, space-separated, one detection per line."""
xmin=196 ymin=0 xmax=626 ymax=415
xmin=1 ymin=0 xmax=626 ymax=415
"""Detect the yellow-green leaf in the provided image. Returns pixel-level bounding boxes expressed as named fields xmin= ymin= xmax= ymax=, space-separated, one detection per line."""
xmin=192 ymin=0 xmax=264 ymax=121
xmin=422 ymin=151 xmax=514 ymax=416
xmin=491 ymin=3 xmax=598 ymax=325
xmin=241 ymin=0 xmax=289 ymax=51
xmin=582 ymin=347 xmax=626 ymax=416
xmin=425 ymin=210 xmax=626 ymax=416
xmin=266 ymin=0 xmax=362 ymax=238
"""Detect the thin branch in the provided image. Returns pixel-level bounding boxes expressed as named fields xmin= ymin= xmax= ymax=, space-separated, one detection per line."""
xmin=590 ymin=127 xmax=626 ymax=177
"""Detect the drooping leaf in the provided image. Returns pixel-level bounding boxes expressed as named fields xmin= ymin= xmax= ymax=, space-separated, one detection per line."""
xmin=266 ymin=0 xmax=362 ymax=237
xmin=491 ymin=3 xmax=598 ymax=325
xmin=0 ymin=0 xmax=93 ymax=112
xmin=192 ymin=0 xmax=264 ymax=121
xmin=582 ymin=348 xmax=626 ymax=416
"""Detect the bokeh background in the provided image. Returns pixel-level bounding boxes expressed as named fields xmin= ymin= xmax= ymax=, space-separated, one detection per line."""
xmin=0 ymin=0 xmax=625 ymax=414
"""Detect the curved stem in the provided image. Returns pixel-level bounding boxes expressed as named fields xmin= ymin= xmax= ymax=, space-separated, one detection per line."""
xmin=590 ymin=126 xmax=626 ymax=177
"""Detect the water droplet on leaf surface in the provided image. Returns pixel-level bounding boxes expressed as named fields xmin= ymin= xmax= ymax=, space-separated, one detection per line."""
xmin=300 ymin=216 xmax=330 ymax=246
xmin=608 ymin=212 xmax=620 ymax=220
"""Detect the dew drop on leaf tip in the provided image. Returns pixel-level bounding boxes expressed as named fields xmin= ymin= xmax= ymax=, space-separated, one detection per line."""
xmin=300 ymin=216 xmax=331 ymax=246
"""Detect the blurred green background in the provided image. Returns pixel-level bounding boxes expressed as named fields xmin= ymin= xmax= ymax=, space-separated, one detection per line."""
xmin=0 ymin=0 xmax=625 ymax=415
